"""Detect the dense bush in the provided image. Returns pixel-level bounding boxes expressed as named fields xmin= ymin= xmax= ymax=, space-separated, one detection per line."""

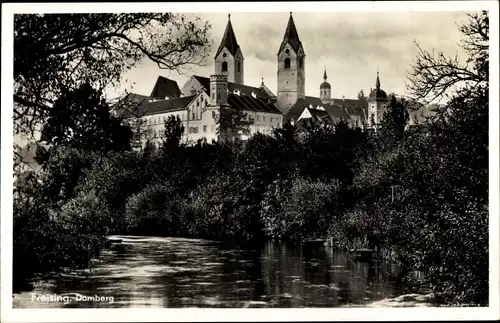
xmin=124 ymin=182 xmax=186 ymax=236
xmin=13 ymin=180 xmax=108 ymax=285
xmin=261 ymin=177 xmax=340 ymax=242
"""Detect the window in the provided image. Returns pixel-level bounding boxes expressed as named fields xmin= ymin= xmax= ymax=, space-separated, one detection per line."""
xmin=203 ymin=125 xmax=207 ymax=133
xmin=237 ymin=62 xmax=241 ymax=73
xmin=298 ymin=57 xmax=303 ymax=69
xmin=222 ymin=61 xmax=228 ymax=73
xmin=154 ymin=129 xmax=157 ymax=137
xmin=188 ymin=127 xmax=199 ymax=134
xmin=211 ymin=125 xmax=215 ymax=132
xmin=371 ymin=114 xmax=375 ymax=125
xmin=256 ymin=115 xmax=260 ymax=122
xmin=284 ymin=58 xmax=291 ymax=69
xmin=197 ymin=100 xmax=199 ymax=107
xmin=192 ymin=112 xmax=195 ymax=120
xmin=217 ymin=93 xmax=220 ymax=100
xmin=262 ymin=116 xmax=266 ymax=122
xmin=223 ymin=53 xmax=227 ymax=58
xmin=285 ymin=48 xmax=290 ymax=54
xmin=163 ymin=116 xmax=166 ymax=122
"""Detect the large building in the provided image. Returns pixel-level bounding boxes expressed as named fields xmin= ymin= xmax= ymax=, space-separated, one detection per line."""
xmin=117 ymin=13 xmax=408 ymax=148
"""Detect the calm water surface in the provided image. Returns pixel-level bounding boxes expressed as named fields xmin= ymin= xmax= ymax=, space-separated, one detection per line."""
xmin=13 ymin=235 xmax=409 ymax=308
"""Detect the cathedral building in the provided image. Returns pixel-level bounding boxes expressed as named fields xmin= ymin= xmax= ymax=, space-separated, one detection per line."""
xmin=118 ymin=12 xmax=393 ymax=147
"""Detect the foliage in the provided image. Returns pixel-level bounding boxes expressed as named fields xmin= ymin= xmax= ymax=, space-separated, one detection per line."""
xmin=124 ymin=183 xmax=185 ymax=236
xmin=214 ymin=106 xmax=253 ymax=142
xmin=378 ymin=96 xmax=410 ymax=144
xmin=159 ymin=115 xmax=185 ymax=154
xmin=127 ymin=117 xmax=150 ymax=151
xmin=14 ymin=13 xmax=211 ymax=136
xmin=40 ymin=83 xmax=133 ymax=153
xmin=13 ymin=181 xmax=107 ymax=285
xmin=407 ymin=11 xmax=488 ymax=105
xmin=75 ymin=151 xmax=146 ymax=227
xmin=34 ymin=146 xmax=98 ymax=205
xmin=261 ymin=177 xmax=340 ymax=242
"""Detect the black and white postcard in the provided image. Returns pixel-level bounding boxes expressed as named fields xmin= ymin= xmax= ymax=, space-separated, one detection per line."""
xmin=1 ymin=1 xmax=499 ymax=322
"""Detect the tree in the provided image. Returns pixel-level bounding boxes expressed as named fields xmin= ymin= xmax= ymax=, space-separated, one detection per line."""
xmin=214 ymin=106 xmax=253 ymax=143
xmin=401 ymin=11 xmax=489 ymax=305
xmin=379 ymin=96 xmax=410 ymax=144
xmin=39 ymin=83 xmax=133 ymax=154
xmin=159 ymin=115 xmax=185 ymax=154
xmin=14 ymin=13 xmax=212 ymax=137
xmin=357 ymin=89 xmax=367 ymax=102
xmin=126 ymin=117 xmax=150 ymax=151
xmin=407 ymin=11 xmax=488 ymax=107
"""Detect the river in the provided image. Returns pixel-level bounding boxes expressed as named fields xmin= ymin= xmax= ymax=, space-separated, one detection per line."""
xmin=13 ymin=235 xmax=418 ymax=308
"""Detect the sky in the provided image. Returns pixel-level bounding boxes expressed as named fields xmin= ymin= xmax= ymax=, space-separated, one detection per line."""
xmin=11 ymin=8 xmax=480 ymax=147
xmin=111 ymin=11 xmax=471 ymax=101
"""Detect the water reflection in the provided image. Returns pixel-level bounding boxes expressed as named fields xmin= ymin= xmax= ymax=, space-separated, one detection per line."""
xmin=13 ymin=236 xmax=407 ymax=308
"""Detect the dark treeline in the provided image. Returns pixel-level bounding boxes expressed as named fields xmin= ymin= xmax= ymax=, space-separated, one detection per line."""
xmin=13 ymin=12 xmax=488 ymax=306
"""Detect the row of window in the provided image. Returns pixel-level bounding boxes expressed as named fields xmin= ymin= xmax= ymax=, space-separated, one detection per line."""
xmin=253 ymin=115 xmax=279 ymax=123
xmin=150 ymin=125 xmax=280 ymax=138
xmin=188 ymin=125 xmax=217 ymax=134
xmin=146 ymin=115 xmax=182 ymax=125
xmin=146 ymin=112 xmax=281 ymax=128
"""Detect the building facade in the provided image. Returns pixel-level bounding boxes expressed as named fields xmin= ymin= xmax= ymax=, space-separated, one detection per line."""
xmin=118 ymin=12 xmax=399 ymax=147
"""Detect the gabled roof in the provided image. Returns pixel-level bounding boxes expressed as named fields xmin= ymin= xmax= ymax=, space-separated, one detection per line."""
xmin=324 ymin=105 xmax=350 ymax=120
xmin=215 ymin=15 xmax=242 ymax=58
xmin=150 ymin=76 xmax=181 ymax=99
xmin=278 ymin=13 xmax=304 ymax=54
xmin=121 ymin=95 xmax=196 ymax=118
xmin=228 ymin=93 xmax=282 ymax=115
xmin=331 ymin=97 xmax=367 ymax=108
xmin=113 ymin=92 xmax=151 ymax=118
xmin=192 ymin=75 xmax=272 ymax=99
xmin=120 ymin=92 xmax=150 ymax=105
xmin=285 ymin=96 xmax=367 ymax=123
xmin=308 ymin=108 xmax=330 ymax=121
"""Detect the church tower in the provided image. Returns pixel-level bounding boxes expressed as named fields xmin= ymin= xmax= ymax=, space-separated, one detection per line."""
xmin=214 ymin=14 xmax=244 ymax=84
xmin=367 ymin=71 xmax=389 ymax=129
xmin=320 ymin=67 xmax=331 ymax=103
xmin=276 ymin=12 xmax=306 ymax=115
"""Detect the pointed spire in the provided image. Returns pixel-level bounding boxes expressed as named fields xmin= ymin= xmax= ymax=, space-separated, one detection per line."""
xmin=261 ymin=77 xmax=264 ymax=86
xmin=323 ymin=66 xmax=327 ymax=80
xmin=278 ymin=12 xmax=303 ymax=54
xmin=376 ymin=71 xmax=381 ymax=89
xmin=215 ymin=13 xmax=241 ymax=58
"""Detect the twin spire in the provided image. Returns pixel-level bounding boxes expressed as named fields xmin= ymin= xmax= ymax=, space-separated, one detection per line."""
xmin=217 ymin=12 xmax=303 ymax=57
